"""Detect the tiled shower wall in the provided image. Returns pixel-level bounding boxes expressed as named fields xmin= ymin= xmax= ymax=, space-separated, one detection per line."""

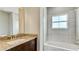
xmin=47 ymin=7 xmax=76 ymax=43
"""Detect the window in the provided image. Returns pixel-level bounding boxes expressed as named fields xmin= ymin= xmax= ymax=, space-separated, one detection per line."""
xmin=52 ymin=15 xmax=68 ymax=29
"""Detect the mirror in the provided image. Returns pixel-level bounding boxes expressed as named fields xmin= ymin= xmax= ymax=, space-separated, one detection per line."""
xmin=0 ymin=7 xmax=19 ymax=36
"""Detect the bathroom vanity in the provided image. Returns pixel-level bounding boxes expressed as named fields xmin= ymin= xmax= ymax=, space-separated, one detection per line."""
xmin=0 ymin=33 xmax=37 ymax=51
xmin=7 ymin=37 xmax=37 ymax=51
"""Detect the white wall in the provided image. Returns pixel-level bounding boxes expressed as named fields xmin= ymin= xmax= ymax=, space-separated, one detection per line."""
xmin=47 ymin=7 xmax=76 ymax=43
xmin=0 ymin=11 xmax=10 ymax=35
xmin=76 ymin=8 xmax=79 ymax=42
xmin=40 ymin=8 xmax=48 ymax=50
xmin=25 ymin=7 xmax=40 ymax=34
xmin=40 ymin=8 xmax=44 ymax=50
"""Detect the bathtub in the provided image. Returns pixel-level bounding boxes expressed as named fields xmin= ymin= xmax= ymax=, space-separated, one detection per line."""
xmin=44 ymin=41 xmax=79 ymax=51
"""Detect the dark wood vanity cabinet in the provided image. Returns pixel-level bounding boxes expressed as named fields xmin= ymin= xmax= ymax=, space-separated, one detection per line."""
xmin=7 ymin=38 xmax=37 ymax=51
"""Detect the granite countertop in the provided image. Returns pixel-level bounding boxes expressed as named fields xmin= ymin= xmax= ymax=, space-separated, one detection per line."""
xmin=0 ymin=34 xmax=37 ymax=51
